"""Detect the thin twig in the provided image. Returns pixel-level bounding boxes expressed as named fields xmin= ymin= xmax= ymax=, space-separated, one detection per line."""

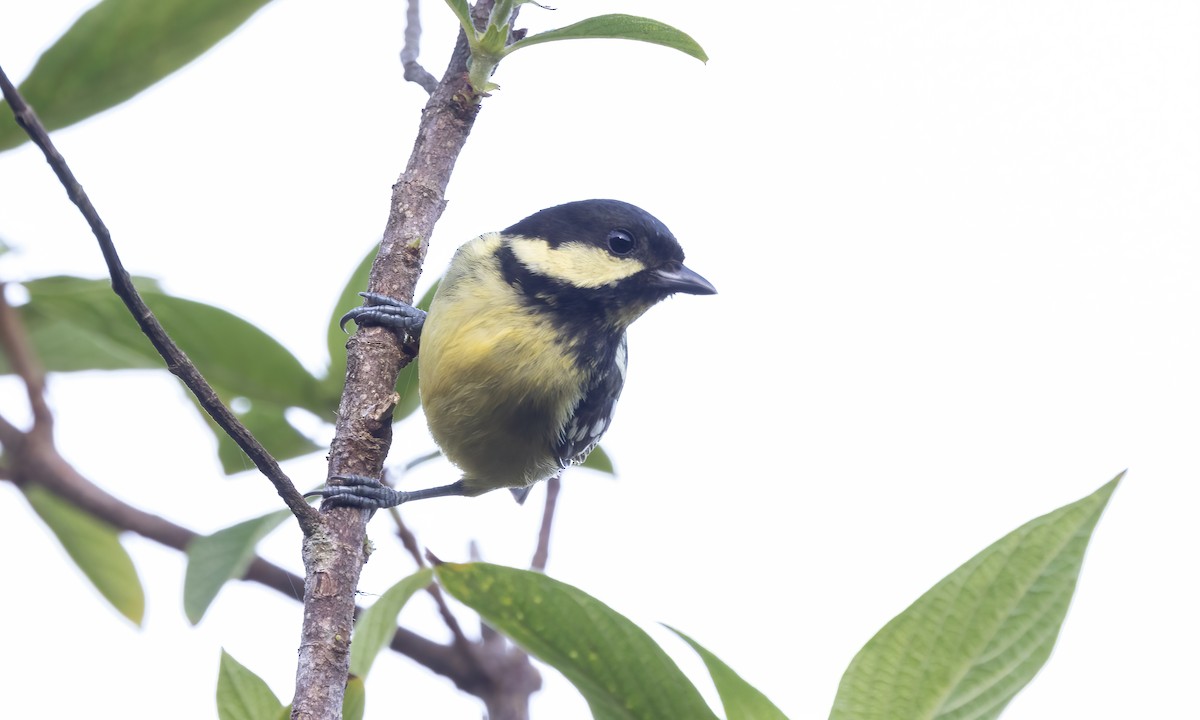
xmin=0 ymin=64 xmax=319 ymax=536
xmin=402 ymin=0 xmax=439 ymax=93
xmin=530 ymin=475 xmax=561 ymax=572
xmin=424 ymin=574 xmax=477 ymax=662
xmin=388 ymin=506 xmax=424 ymax=566
xmin=0 ymin=411 xmax=24 ymax=448
xmin=0 ymin=283 xmax=51 ymax=435
xmin=387 ymin=504 xmax=478 ymax=663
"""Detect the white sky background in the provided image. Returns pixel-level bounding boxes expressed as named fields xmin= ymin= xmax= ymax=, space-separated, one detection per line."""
xmin=1 ymin=1 xmax=1198 ymax=718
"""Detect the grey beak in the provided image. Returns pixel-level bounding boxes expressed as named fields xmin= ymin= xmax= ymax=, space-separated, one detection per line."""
xmin=649 ymin=263 xmax=717 ymax=295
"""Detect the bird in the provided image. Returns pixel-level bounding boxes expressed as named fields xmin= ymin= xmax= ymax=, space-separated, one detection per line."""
xmin=317 ymin=198 xmax=716 ymax=510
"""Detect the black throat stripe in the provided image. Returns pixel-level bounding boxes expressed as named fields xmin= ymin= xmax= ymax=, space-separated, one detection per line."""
xmin=496 ymin=244 xmax=627 ymax=370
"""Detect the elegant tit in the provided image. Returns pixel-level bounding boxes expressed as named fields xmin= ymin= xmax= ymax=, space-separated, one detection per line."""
xmin=318 ymin=198 xmax=715 ymax=509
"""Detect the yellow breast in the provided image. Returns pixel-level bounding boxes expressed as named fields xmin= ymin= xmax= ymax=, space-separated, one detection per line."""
xmin=418 ymin=235 xmax=586 ymax=493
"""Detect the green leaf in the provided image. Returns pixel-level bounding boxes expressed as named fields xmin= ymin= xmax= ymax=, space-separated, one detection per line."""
xmin=580 ymin=445 xmax=615 ymax=475
xmin=148 ymin=286 xmax=325 ymax=412
xmin=507 ymin=14 xmax=708 ymax=63
xmin=152 ymin=303 xmax=323 ymax=415
xmin=5 ymin=276 xmax=325 ymax=411
xmin=401 ymin=449 xmax=443 ymax=474
xmin=193 ymin=394 xmax=322 ymax=475
xmin=24 ymin=485 xmax=145 ymax=625
xmin=325 ymin=247 xmax=376 ymax=397
xmin=393 ymin=281 xmax=439 ymax=423
xmin=830 ymin=474 xmax=1122 ymax=720
xmin=184 ymin=509 xmax=292 ymax=624
xmin=4 ymin=276 xmax=328 ymax=470
xmin=0 ymin=0 xmax=277 ymax=152
xmin=342 ymin=675 xmax=366 ymax=720
xmin=486 ymin=0 xmax=520 ymax=34
xmin=216 ymin=649 xmax=284 ymax=720
xmin=441 ymin=0 xmax=477 ymax=41
xmin=668 ymin=627 xmax=789 ymax=720
xmin=476 ymin=21 xmax=512 ymax=58
xmin=0 ymin=276 xmax=165 ymax=374
xmin=392 ymin=360 xmax=423 ymax=424
xmin=349 ymin=568 xmax=433 ymax=678
xmin=436 ymin=562 xmax=718 ymax=720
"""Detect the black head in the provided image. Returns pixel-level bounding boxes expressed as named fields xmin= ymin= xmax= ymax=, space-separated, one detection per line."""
xmin=502 ymin=199 xmax=716 ymax=305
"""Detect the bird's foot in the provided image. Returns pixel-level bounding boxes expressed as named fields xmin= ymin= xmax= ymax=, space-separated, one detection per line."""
xmin=309 ymin=474 xmax=408 ymax=510
xmin=340 ymin=292 xmax=427 ymax=335
xmin=309 ymin=474 xmax=467 ymax=510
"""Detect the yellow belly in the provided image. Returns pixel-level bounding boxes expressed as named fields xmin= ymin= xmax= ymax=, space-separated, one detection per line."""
xmin=417 ymin=237 xmax=585 ymax=494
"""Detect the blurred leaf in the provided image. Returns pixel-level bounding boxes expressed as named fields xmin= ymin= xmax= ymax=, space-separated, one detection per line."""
xmin=342 ymin=676 xmax=365 ymax=720
xmin=217 ymin=649 xmax=284 ymax=720
xmin=326 ymin=249 xmax=438 ymax=424
xmin=580 ymin=445 xmax=614 ymax=475
xmin=349 ymin=568 xmax=433 ymax=678
xmin=830 ymin=474 xmax=1122 ymax=720
xmin=441 ymin=0 xmax=475 ymax=40
xmin=668 ymin=627 xmax=789 ymax=720
xmin=4 ymin=276 xmax=325 ymax=411
xmin=24 ymin=485 xmax=145 ymax=625
xmin=437 ymin=562 xmax=718 ymax=720
xmin=391 ymin=279 xmax=439 ymax=423
xmin=392 ymin=351 xmax=423 ymax=424
xmin=324 ymin=247 xmax=375 ymax=396
xmin=193 ymin=394 xmax=322 ymax=475
xmin=143 ymin=284 xmax=326 ymax=412
xmin=507 ymin=14 xmax=708 ymax=63
xmin=0 ymin=276 xmax=164 ymax=373
xmin=400 ymin=449 xmax=443 ymax=475
xmin=184 ymin=509 xmax=291 ymax=624
xmin=5 ymin=276 xmax=327 ymax=470
xmin=0 ymin=0 xmax=277 ymax=151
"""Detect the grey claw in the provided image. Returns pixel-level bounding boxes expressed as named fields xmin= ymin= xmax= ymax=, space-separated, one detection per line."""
xmin=317 ymin=474 xmax=407 ymax=510
xmin=340 ymin=292 xmax=427 ymax=335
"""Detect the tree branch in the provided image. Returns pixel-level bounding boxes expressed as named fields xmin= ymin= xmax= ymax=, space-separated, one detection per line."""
xmin=531 ymin=475 xmax=561 ymax=572
xmin=0 ymin=66 xmax=319 ymax=536
xmin=294 ymin=1 xmax=497 ymax=716
xmin=0 ymin=283 xmax=51 ymax=436
xmin=0 ymin=425 xmax=478 ymax=681
xmin=401 ymin=0 xmax=439 ymax=94
xmin=387 ymin=503 xmax=479 ymax=665
xmin=0 ymin=410 xmax=24 ymax=449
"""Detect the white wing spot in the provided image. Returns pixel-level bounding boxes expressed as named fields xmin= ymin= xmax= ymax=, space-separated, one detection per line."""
xmin=591 ymin=419 xmax=608 ymax=437
xmin=614 ymin=340 xmax=628 ymax=380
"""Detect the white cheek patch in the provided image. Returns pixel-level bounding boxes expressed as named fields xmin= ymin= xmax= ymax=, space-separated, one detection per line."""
xmin=508 ymin=237 xmax=646 ymax=288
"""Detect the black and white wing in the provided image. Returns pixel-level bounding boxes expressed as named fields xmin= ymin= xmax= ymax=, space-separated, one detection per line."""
xmin=556 ymin=334 xmax=629 ymax=469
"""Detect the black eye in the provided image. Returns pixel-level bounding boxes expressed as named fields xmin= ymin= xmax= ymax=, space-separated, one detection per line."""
xmin=607 ymin=229 xmax=636 ymax=255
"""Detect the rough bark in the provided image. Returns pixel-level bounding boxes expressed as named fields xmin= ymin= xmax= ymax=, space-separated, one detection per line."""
xmin=290 ymin=4 xmax=497 ymax=718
